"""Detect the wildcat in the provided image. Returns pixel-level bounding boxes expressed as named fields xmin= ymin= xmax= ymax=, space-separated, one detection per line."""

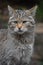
xmin=0 ymin=5 xmax=37 ymax=65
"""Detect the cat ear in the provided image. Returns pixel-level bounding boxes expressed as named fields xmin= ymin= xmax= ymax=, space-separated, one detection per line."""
xmin=26 ymin=5 xmax=38 ymax=17
xmin=8 ymin=5 xmax=14 ymax=17
xmin=29 ymin=5 xmax=38 ymax=17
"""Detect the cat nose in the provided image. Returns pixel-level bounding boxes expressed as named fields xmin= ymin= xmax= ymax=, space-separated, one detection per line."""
xmin=19 ymin=28 xmax=21 ymax=30
xmin=17 ymin=23 xmax=22 ymax=29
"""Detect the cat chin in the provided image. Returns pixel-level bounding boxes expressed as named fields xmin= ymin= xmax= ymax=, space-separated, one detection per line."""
xmin=17 ymin=31 xmax=24 ymax=35
xmin=13 ymin=31 xmax=25 ymax=35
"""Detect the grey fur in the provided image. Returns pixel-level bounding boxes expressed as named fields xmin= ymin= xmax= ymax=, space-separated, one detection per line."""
xmin=0 ymin=5 xmax=37 ymax=65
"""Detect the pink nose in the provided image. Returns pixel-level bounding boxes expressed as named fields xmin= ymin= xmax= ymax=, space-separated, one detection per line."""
xmin=17 ymin=23 xmax=22 ymax=29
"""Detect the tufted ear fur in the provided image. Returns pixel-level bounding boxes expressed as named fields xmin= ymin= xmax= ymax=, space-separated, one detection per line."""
xmin=25 ymin=5 xmax=38 ymax=17
xmin=8 ymin=5 xmax=15 ymax=17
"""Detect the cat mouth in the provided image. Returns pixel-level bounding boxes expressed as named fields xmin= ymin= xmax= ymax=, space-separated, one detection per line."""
xmin=18 ymin=31 xmax=24 ymax=34
xmin=17 ymin=30 xmax=24 ymax=34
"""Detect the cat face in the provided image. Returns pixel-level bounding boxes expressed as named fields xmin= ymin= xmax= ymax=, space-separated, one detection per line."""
xmin=8 ymin=5 xmax=37 ymax=34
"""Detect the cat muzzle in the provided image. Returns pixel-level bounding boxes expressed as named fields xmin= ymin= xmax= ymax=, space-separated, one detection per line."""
xmin=17 ymin=29 xmax=24 ymax=34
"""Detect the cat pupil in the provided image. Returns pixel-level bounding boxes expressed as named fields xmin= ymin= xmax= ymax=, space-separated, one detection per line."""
xmin=14 ymin=21 xmax=18 ymax=23
xmin=23 ymin=21 xmax=27 ymax=23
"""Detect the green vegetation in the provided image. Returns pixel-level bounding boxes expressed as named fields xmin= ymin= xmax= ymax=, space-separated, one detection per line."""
xmin=0 ymin=18 xmax=8 ymax=29
xmin=36 ymin=0 xmax=43 ymax=22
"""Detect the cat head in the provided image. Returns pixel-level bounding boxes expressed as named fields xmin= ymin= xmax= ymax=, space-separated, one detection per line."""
xmin=8 ymin=5 xmax=37 ymax=35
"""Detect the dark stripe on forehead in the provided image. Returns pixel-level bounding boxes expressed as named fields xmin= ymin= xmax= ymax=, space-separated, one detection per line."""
xmin=16 ymin=10 xmax=25 ymax=18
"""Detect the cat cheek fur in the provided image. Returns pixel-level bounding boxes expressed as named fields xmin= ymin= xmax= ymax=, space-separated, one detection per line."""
xmin=14 ymin=27 xmax=19 ymax=32
xmin=21 ymin=27 xmax=28 ymax=32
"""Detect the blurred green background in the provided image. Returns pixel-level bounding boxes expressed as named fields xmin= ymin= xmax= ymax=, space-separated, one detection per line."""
xmin=36 ymin=0 xmax=43 ymax=22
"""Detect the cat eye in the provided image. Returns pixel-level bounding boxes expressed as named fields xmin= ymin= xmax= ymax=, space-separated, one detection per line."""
xmin=23 ymin=21 xmax=27 ymax=23
xmin=14 ymin=21 xmax=18 ymax=23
